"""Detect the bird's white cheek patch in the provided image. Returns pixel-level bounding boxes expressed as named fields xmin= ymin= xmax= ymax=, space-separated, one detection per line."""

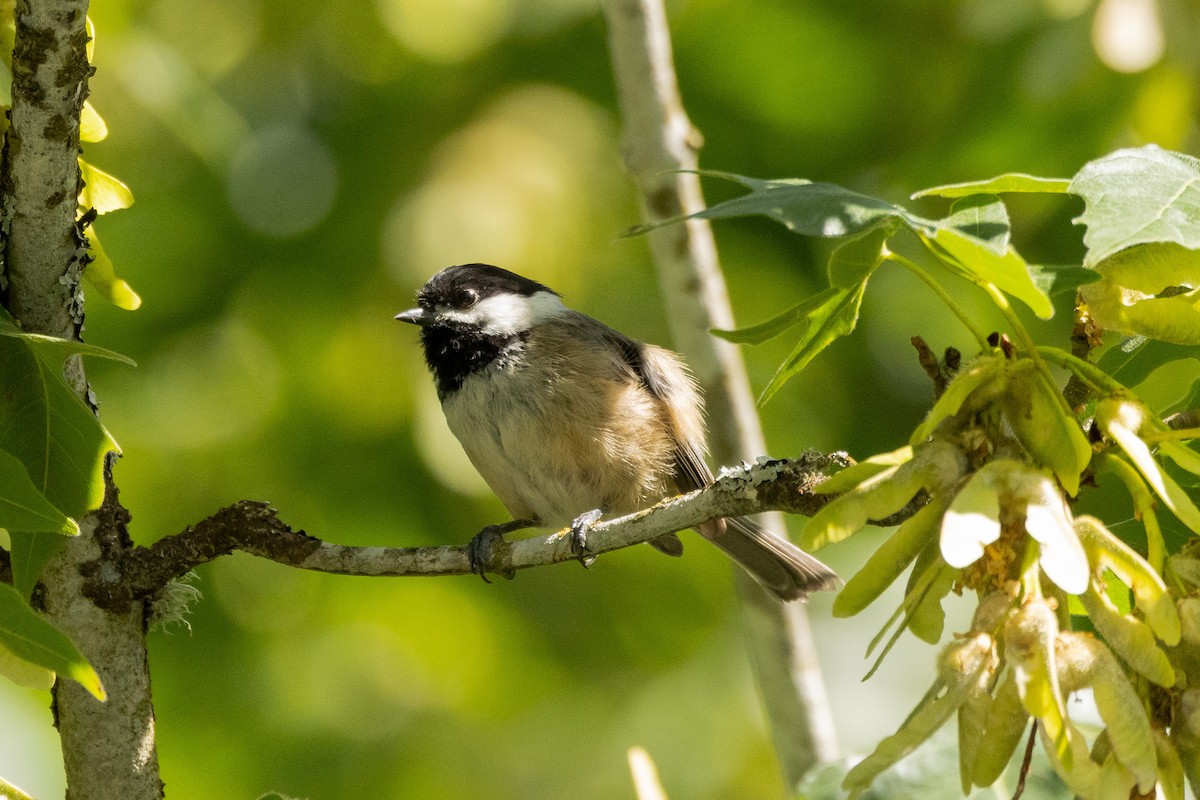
xmin=443 ymin=291 xmax=566 ymax=335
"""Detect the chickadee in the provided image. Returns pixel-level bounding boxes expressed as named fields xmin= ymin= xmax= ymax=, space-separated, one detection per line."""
xmin=396 ymin=263 xmax=837 ymax=601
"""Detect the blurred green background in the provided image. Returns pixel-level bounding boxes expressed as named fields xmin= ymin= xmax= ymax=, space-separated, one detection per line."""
xmin=3 ymin=0 xmax=1199 ymax=797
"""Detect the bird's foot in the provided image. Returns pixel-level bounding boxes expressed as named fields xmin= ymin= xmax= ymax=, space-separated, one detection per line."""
xmin=569 ymin=509 xmax=603 ymax=568
xmin=467 ymin=519 xmax=533 ymax=582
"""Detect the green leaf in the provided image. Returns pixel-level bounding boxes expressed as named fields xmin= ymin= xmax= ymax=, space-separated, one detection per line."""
xmin=913 ymin=174 xmax=1071 ymax=199
xmin=1002 ymin=369 xmax=1091 ymax=496
xmin=0 ymin=583 xmax=104 ymax=699
xmin=712 ymin=287 xmax=839 ymax=345
xmin=827 ymin=223 xmax=894 ymax=288
xmin=1080 ymin=244 xmax=1200 ymax=344
xmin=944 ymin=194 xmax=1010 ymax=254
xmin=1026 ymin=264 xmax=1100 ymax=298
xmin=919 ymin=225 xmax=1055 ymax=319
xmin=1097 ymin=336 xmax=1200 ymax=386
xmin=0 ymin=640 xmax=55 ymax=691
xmin=79 ymin=101 xmax=107 ymax=143
xmin=1069 ymin=145 xmax=1200 ymax=266
xmin=758 ymin=280 xmax=869 ymax=404
xmin=82 ymin=227 xmax=142 ymax=311
xmin=0 ymin=448 xmax=79 ymax=535
xmin=78 ymin=159 xmax=133 ymax=215
xmin=626 ymin=172 xmax=912 ymax=240
xmin=7 ymin=532 xmax=68 ymax=598
xmin=0 ymin=314 xmax=121 ymax=519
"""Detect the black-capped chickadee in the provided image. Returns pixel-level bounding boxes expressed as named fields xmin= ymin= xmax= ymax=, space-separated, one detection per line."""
xmin=396 ymin=263 xmax=837 ymax=601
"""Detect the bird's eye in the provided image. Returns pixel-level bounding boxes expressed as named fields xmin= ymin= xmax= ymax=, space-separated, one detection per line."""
xmin=453 ymin=288 xmax=478 ymax=309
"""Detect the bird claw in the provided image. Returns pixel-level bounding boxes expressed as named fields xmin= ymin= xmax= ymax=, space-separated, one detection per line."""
xmin=569 ymin=509 xmax=603 ymax=568
xmin=467 ymin=520 xmax=530 ymax=582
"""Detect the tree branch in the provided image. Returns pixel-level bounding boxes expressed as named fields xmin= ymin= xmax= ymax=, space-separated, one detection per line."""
xmin=602 ymin=0 xmax=841 ymax=783
xmin=115 ymin=453 xmax=849 ymax=605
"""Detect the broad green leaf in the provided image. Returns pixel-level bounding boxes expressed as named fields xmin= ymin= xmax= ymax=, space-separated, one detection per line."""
xmin=7 ymin=532 xmax=67 ymax=598
xmin=919 ymin=225 xmax=1055 ymax=319
xmin=1070 ymin=145 xmax=1200 ymax=266
xmin=0 ymin=448 xmax=78 ymax=535
xmin=1097 ymin=336 xmax=1200 ymax=386
xmin=0 ymin=318 xmax=120 ymax=519
xmin=79 ymin=101 xmax=107 ymax=143
xmin=0 ymin=308 xmax=136 ymax=364
xmin=944 ymin=194 xmax=1010 ymax=254
xmin=0 ymin=583 xmax=104 ymax=699
xmin=1080 ymin=243 xmax=1200 ymax=344
xmin=826 ymin=224 xmax=892 ymax=288
xmin=82 ymin=227 xmax=142 ymax=311
xmin=626 ymin=172 xmax=913 ymax=240
xmin=78 ymin=159 xmax=133 ymax=215
xmin=913 ymin=174 xmax=1071 ymax=199
xmin=0 ymin=641 xmax=55 ymax=691
xmin=1026 ymin=264 xmax=1100 ymax=297
xmin=758 ymin=280 xmax=868 ymax=404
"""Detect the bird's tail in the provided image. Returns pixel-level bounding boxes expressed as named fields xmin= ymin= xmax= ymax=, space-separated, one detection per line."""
xmin=698 ymin=517 xmax=838 ymax=602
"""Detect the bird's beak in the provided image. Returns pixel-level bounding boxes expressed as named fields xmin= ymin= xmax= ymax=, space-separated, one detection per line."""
xmin=395 ymin=307 xmax=432 ymax=326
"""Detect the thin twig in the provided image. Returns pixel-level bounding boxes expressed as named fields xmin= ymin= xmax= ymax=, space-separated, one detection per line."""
xmin=108 ymin=453 xmax=851 ymax=608
xmin=1011 ymin=721 xmax=1038 ymax=800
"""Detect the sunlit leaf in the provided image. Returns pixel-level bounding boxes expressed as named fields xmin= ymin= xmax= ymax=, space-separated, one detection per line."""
xmin=82 ymin=227 xmax=142 ymax=311
xmin=913 ymin=174 xmax=1071 ymax=199
xmin=815 ymin=445 xmax=913 ymax=495
xmin=1098 ymin=399 xmax=1200 ymax=534
xmin=940 ymin=466 xmax=1001 ymax=569
xmin=1069 ymin=145 xmax=1200 ymax=266
xmin=0 ymin=640 xmax=55 ymax=691
xmin=919 ymin=225 xmax=1055 ymax=319
xmin=1080 ymin=244 xmax=1200 ymax=344
xmin=0 ymin=583 xmax=104 ymax=700
xmin=78 ymin=159 xmax=133 ymax=215
xmin=944 ymin=194 xmax=1010 ymax=254
xmin=79 ymin=101 xmax=107 ymax=143
xmin=1024 ymin=476 xmax=1089 ymax=595
xmin=0 ymin=773 xmax=38 ymax=800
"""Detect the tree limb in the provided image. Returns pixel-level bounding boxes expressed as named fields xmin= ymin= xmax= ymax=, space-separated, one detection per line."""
xmin=114 ymin=453 xmax=849 ymax=606
xmin=602 ymin=0 xmax=842 ymax=783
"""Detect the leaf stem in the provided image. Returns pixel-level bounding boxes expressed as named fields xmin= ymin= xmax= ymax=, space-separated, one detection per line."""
xmin=1035 ymin=347 xmax=1128 ymax=395
xmin=884 ymin=250 xmax=991 ymax=351
xmin=982 ymin=283 xmax=1073 ymax=415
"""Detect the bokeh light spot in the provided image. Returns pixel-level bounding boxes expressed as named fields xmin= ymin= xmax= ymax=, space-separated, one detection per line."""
xmin=376 ymin=0 xmax=511 ymax=64
xmin=1092 ymin=0 xmax=1164 ymax=73
xmin=226 ymin=125 xmax=338 ymax=238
